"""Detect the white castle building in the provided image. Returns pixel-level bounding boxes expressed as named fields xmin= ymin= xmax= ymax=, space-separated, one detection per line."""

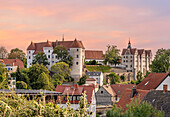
xmin=121 ymin=40 xmax=152 ymax=79
xmin=27 ymin=39 xmax=85 ymax=81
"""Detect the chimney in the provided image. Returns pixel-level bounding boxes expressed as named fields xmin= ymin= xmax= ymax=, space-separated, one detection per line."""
xmin=106 ymin=84 xmax=109 ymax=88
xmin=131 ymin=87 xmax=137 ymax=98
xmin=163 ymin=85 xmax=167 ymax=92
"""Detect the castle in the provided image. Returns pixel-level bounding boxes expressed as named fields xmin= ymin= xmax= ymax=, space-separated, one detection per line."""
xmin=27 ymin=39 xmax=85 ymax=81
xmin=121 ymin=40 xmax=152 ymax=79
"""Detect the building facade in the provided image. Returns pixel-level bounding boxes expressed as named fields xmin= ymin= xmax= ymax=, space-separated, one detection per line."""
xmin=85 ymin=50 xmax=104 ymax=64
xmin=27 ymin=39 xmax=85 ymax=81
xmin=86 ymin=72 xmax=103 ymax=86
xmin=121 ymin=40 xmax=152 ymax=79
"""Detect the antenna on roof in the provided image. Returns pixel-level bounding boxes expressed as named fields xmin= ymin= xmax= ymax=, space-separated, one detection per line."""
xmin=62 ymin=34 xmax=64 ymax=41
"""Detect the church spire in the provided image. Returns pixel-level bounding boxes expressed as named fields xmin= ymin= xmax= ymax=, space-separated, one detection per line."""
xmin=127 ymin=38 xmax=131 ymax=49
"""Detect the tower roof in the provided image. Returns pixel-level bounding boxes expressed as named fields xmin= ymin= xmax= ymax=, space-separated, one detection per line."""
xmin=71 ymin=38 xmax=84 ymax=48
xmin=44 ymin=40 xmax=52 ymax=47
xmin=127 ymin=39 xmax=131 ymax=49
xmin=27 ymin=41 xmax=35 ymax=50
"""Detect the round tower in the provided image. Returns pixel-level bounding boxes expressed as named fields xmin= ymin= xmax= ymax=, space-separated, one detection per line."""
xmin=27 ymin=41 xmax=35 ymax=68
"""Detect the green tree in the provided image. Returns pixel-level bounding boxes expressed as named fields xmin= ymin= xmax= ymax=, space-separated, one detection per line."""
xmin=16 ymin=81 xmax=27 ymax=89
xmin=144 ymin=70 xmax=151 ymax=78
xmin=103 ymin=45 xmax=121 ymax=66
xmin=53 ymin=45 xmax=73 ymax=67
xmin=85 ymin=60 xmax=98 ymax=65
xmin=78 ymin=75 xmax=89 ymax=85
xmin=28 ymin=63 xmax=49 ymax=89
xmin=32 ymin=52 xmax=49 ymax=66
xmin=150 ymin=48 xmax=170 ymax=73
xmin=107 ymin=72 xmax=120 ymax=84
xmin=0 ymin=46 xmax=8 ymax=59
xmin=8 ymin=48 xmax=26 ymax=61
xmin=120 ymin=75 xmax=126 ymax=82
xmin=136 ymin=71 xmax=143 ymax=85
xmin=36 ymin=72 xmax=54 ymax=90
xmin=51 ymin=62 xmax=71 ymax=86
xmin=0 ymin=63 xmax=8 ymax=89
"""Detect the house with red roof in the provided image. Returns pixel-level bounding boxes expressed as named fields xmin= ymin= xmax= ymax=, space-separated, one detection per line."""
xmin=56 ymin=84 xmax=96 ymax=117
xmin=137 ymin=72 xmax=170 ymax=90
xmin=96 ymin=84 xmax=135 ymax=105
xmin=117 ymin=88 xmax=149 ymax=111
xmin=85 ymin=50 xmax=104 ymax=64
xmin=0 ymin=59 xmax=24 ymax=73
xmin=121 ymin=40 xmax=152 ymax=80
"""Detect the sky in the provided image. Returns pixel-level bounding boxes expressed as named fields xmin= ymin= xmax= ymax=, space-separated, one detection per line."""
xmin=0 ymin=0 xmax=170 ymax=56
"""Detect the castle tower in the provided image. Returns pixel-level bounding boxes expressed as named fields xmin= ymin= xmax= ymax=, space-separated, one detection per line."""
xmin=127 ymin=39 xmax=131 ymax=49
xmin=70 ymin=38 xmax=84 ymax=81
xmin=27 ymin=41 xmax=35 ymax=68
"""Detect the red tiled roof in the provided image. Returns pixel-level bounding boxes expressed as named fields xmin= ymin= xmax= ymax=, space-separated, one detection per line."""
xmin=138 ymin=49 xmax=144 ymax=55
xmin=137 ymin=73 xmax=169 ymax=90
xmin=110 ymin=84 xmax=135 ymax=97
xmin=145 ymin=50 xmax=151 ymax=57
xmin=71 ymin=39 xmax=84 ymax=48
xmin=121 ymin=48 xmax=137 ymax=55
xmin=27 ymin=39 xmax=85 ymax=51
xmin=86 ymin=78 xmax=96 ymax=81
xmin=85 ymin=50 xmax=104 ymax=60
xmin=56 ymin=84 xmax=94 ymax=103
xmin=1 ymin=59 xmax=24 ymax=69
xmin=103 ymin=85 xmax=115 ymax=96
xmin=117 ymin=88 xmax=149 ymax=111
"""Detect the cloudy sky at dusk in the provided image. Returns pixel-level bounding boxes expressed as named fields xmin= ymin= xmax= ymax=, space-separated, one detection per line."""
xmin=0 ymin=0 xmax=170 ymax=55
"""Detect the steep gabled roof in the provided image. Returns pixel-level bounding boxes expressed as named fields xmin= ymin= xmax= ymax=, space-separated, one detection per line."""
xmin=145 ymin=50 xmax=152 ymax=57
xmin=103 ymin=85 xmax=115 ymax=97
xmin=71 ymin=39 xmax=84 ymax=48
xmin=138 ymin=49 xmax=145 ymax=55
xmin=142 ymin=90 xmax=170 ymax=117
xmin=121 ymin=48 xmax=137 ymax=55
xmin=44 ymin=40 xmax=52 ymax=47
xmin=137 ymin=73 xmax=169 ymax=90
xmin=85 ymin=50 xmax=104 ymax=60
xmin=27 ymin=41 xmax=35 ymax=50
xmin=110 ymin=84 xmax=135 ymax=97
xmin=1 ymin=59 xmax=24 ymax=69
xmin=117 ymin=88 xmax=149 ymax=111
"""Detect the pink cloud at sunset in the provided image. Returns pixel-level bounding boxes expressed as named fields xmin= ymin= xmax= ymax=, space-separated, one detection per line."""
xmin=0 ymin=0 xmax=170 ymax=56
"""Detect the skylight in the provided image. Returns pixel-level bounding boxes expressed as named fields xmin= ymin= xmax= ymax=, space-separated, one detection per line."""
xmin=145 ymin=81 xmax=149 ymax=86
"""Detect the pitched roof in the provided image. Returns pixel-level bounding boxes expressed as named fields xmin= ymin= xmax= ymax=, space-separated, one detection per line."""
xmin=142 ymin=90 xmax=170 ymax=117
xmin=1 ymin=59 xmax=24 ymax=69
xmin=86 ymin=78 xmax=96 ymax=81
xmin=27 ymin=39 xmax=85 ymax=51
xmin=145 ymin=50 xmax=152 ymax=57
xmin=86 ymin=72 xmax=102 ymax=76
xmin=110 ymin=84 xmax=135 ymax=97
xmin=117 ymin=88 xmax=149 ymax=111
xmin=121 ymin=48 xmax=137 ymax=55
xmin=85 ymin=50 xmax=104 ymax=60
xmin=103 ymin=85 xmax=115 ymax=96
xmin=137 ymin=73 xmax=169 ymax=90
xmin=138 ymin=49 xmax=145 ymax=55
xmin=56 ymin=84 xmax=94 ymax=103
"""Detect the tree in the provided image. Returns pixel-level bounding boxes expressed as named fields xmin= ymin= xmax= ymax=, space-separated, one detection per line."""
xmin=8 ymin=48 xmax=26 ymax=61
xmin=150 ymin=48 xmax=170 ymax=73
xmin=0 ymin=63 xmax=9 ymax=89
xmin=53 ymin=45 xmax=73 ymax=67
xmin=36 ymin=72 xmax=54 ymax=90
xmin=144 ymin=70 xmax=151 ymax=78
xmin=0 ymin=46 xmax=8 ymax=59
xmin=28 ymin=63 xmax=49 ymax=89
xmin=16 ymin=81 xmax=27 ymax=89
xmin=32 ymin=52 xmax=49 ymax=66
xmin=51 ymin=62 xmax=71 ymax=86
xmin=85 ymin=60 xmax=98 ymax=65
xmin=136 ymin=71 xmax=143 ymax=85
xmin=78 ymin=75 xmax=89 ymax=85
xmin=103 ymin=45 xmax=121 ymax=66
xmin=107 ymin=72 xmax=120 ymax=84
xmin=120 ymin=75 xmax=126 ymax=82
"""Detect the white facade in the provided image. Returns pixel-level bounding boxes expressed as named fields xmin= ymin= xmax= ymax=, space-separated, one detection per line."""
xmin=156 ymin=75 xmax=170 ymax=90
xmin=86 ymin=72 xmax=103 ymax=86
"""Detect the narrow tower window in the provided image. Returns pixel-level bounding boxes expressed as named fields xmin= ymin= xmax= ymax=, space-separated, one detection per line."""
xmin=76 ymin=62 xmax=78 ymax=65
xmin=77 ymin=55 xmax=79 ymax=58
xmin=77 ymin=49 xmax=79 ymax=51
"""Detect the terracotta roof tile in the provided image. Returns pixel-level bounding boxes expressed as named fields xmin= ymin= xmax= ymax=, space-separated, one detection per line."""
xmin=86 ymin=78 xmax=96 ymax=81
xmin=1 ymin=59 xmax=24 ymax=69
xmin=27 ymin=42 xmax=35 ymax=50
xmin=117 ymin=88 xmax=149 ymax=111
xmin=85 ymin=50 xmax=104 ymax=60
xmin=121 ymin=48 xmax=137 ymax=55
xmin=71 ymin=39 xmax=84 ymax=48
xmin=110 ymin=84 xmax=135 ymax=97
xmin=44 ymin=40 xmax=52 ymax=47
xmin=137 ymin=73 xmax=169 ymax=90
xmin=138 ymin=49 xmax=144 ymax=55
xmin=103 ymin=85 xmax=115 ymax=96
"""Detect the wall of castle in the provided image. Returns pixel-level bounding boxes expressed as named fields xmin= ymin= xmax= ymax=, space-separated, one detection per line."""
xmin=27 ymin=50 xmax=35 ymax=68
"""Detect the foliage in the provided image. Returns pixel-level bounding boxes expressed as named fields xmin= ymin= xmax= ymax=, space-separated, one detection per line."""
xmin=107 ymin=72 xmax=120 ymax=84
xmin=86 ymin=65 xmax=111 ymax=73
xmin=51 ymin=62 xmax=71 ymax=86
xmin=0 ymin=46 xmax=8 ymax=59
xmin=78 ymin=75 xmax=89 ymax=85
xmin=103 ymin=45 xmax=121 ymax=66
xmin=136 ymin=71 xmax=143 ymax=85
xmin=0 ymin=63 xmax=9 ymax=89
xmin=53 ymin=45 xmax=73 ymax=67
xmin=106 ymin=97 xmax=165 ymax=117
xmin=144 ymin=70 xmax=151 ymax=78
xmin=28 ymin=63 xmax=50 ymax=89
xmin=8 ymin=48 xmax=26 ymax=61
xmin=150 ymin=48 xmax=170 ymax=73
xmin=120 ymin=75 xmax=126 ymax=82
xmin=32 ymin=52 xmax=49 ymax=66
xmin=0 ymin=92 xmax=92 ymax=117
xmin=16 ymin=81 xmax=27 ymax=89
xmin=85 ymin=60 xmax=98 ymax=65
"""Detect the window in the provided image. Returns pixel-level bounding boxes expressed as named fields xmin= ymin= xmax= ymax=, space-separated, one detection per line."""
xmin=73 ymin=96 xmax=76 ymax=101
xmin=8 ymin=81 xmax=10 ymax=84
xmin=126 ymin=60 xmax=128 ymax=62
xmin=48 ymin=50 xmax=50 ymax=53
xmin=29 ymin=51 xmax=30 ymax=54
xmin=101 ymin=91 xmax=103 ymax=94
xmin=52 ymin=61 xmax=54 ymax=63
xmin=12 ymin=81 xmax=15 ymax=85
xmin=126 ymin=56 xmax=128 ymax=58
xmin=77 ymin=55 xmax=79 ymax=58
xmin=77 ymin=49 xmax=79 ymax=51
xmin=76 ymin=62 xmax=78 ymax=65
xmin=11 ymin=68 xmax=13 ymax=70
xmin=29 ymin=56 xmax=31 ymax=59
xmin=56 ymin=55 xmax=57 ymax=59
xmin=52 ymin=55 xmax=54 ymax=58
xmin=69 ymin=96 xmax=72 ymax=101
xmin=130 ymin=65 xmax=132 ymax=68
xmin=124 ymin=56 xmax=125 ymax=58
xmin=77 ymin=96 xmax=80 ymax=101
xmin=131 ymin=56 xmax=132 ymax=58
xmin=124 ymin=60 xmax=125 ymax=62
xmin=13 ymin=77 xmax=15 ymax=80
xmin=130 ymin=60 xmax=132 ymax=62
xmin=30 ymin=63 xmax=32 ymax=65
xmin=48 ymin=55 xmax=50 ymax=58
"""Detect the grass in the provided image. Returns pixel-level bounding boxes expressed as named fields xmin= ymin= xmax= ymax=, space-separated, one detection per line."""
xmin=86 ymin=65 xmax=111 ymax=73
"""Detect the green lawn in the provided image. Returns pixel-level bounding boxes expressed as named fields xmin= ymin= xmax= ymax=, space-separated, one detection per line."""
xmin=86 ymin=65 xmax=111 ymax=73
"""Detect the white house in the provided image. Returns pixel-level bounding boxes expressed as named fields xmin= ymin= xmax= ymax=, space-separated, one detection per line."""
xmin=137 ymin=72 xmax=170 ymax=90
xmin=56 ymin=84 xmax=96 ymax=117
xmin=86 ymin=72 xmax=103 ymax=86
